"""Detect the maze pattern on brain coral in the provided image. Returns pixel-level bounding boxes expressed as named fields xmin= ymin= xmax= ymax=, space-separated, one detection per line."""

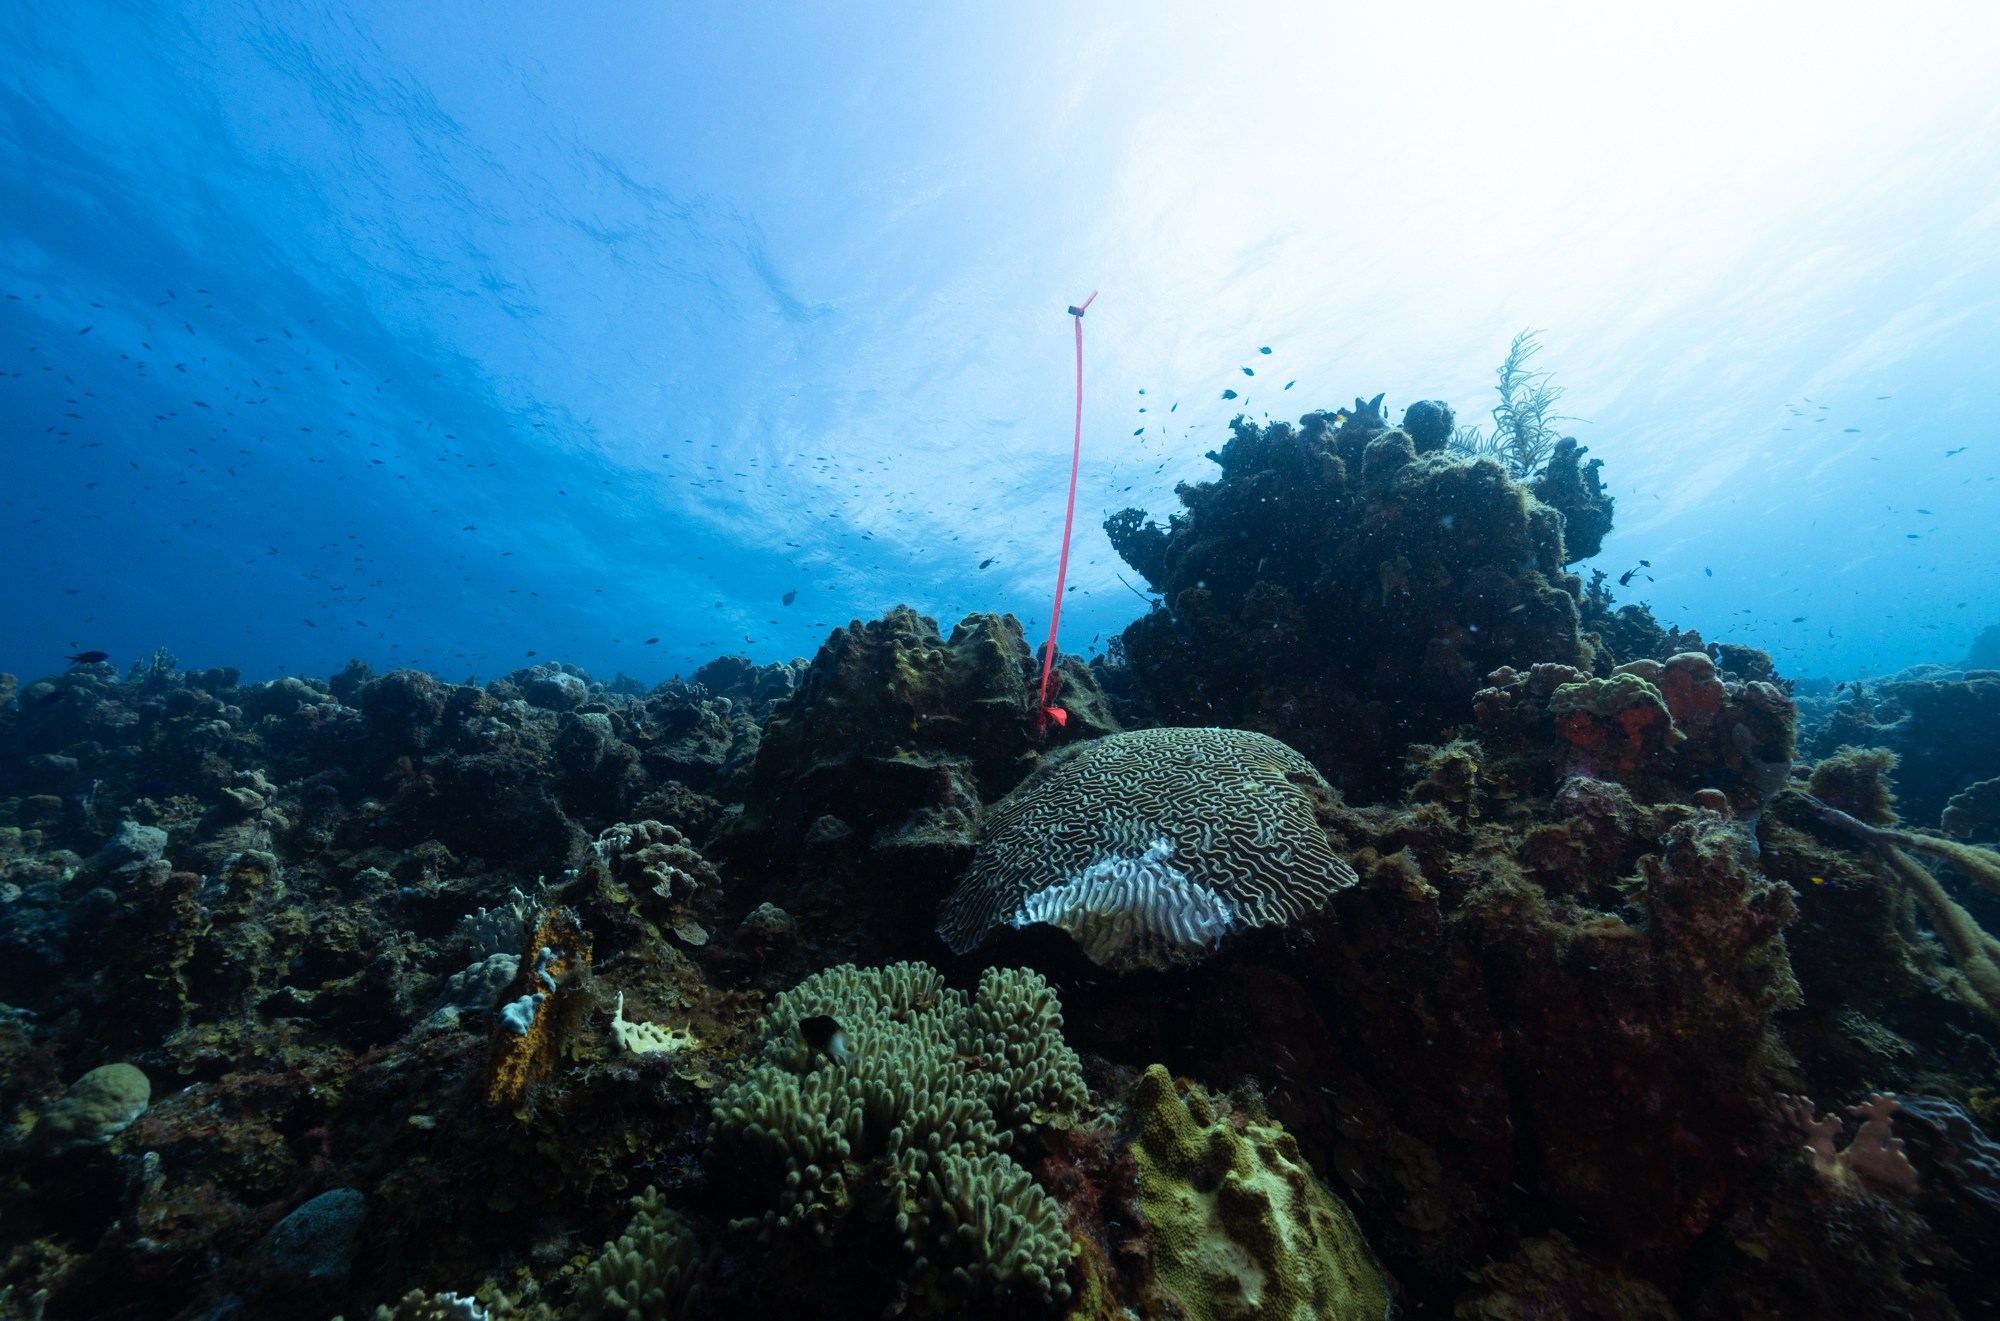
xmin=937 ymin=727 xmax=1359 ymax=956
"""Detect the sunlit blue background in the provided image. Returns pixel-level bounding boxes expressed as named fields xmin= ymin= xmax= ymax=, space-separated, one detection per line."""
xmin=4 ymin=1 xmax=1998 ymax=686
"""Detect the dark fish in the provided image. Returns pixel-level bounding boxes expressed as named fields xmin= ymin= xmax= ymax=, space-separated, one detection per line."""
xmin=979 ymin=558 xmax=995 ymax=569
xmin=1906 ymin=533 xmax=1921 ymax=539
xmin=1133 ymin=427 xmax=1144 ymax=435
xmin=65 ymin=650 xmax=109 ymax=664
xmin=1946 ymin=447 xmax=1967 ymax=456
xmin=782 ymin=590 xmax=797 ymax=606
xmin=1842 ymin=428 xmax=1859 ymax=433
xmin=1918 ymin=509 xmax=1933 ymax=515
xmin=1704 ymin=567 xmax=1713 ymax=576
xmin=644 ymin=637 xmax=659 ymax=645
xmin=37 ymin=689 xmax=71 ymax=705
xmin=799 ymin=1014 xmax=850 ymax=1065
xmin=1792 ymin=616 xmax=1807 ymax=622
xmin=1284 ymin=380 xmax=1295 ymax=389
xmin=1221 ymin=389 xmax=1238 ymax=400
xmin=1259 ymin=346 xmax=1272 ymax=354
xmin=1241 ymin=367 xmax=1254 ymax=376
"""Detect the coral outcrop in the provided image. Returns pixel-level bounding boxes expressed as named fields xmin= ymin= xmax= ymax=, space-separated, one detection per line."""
xmin=1104 ymin=410 xmax=1594 ymax=800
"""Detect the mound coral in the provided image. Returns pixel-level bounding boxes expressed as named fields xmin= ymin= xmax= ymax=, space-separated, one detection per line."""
xmin=936 ymin=727 xmax=1359 ymax=970
xmin=1130 ymin=1063 xmax=1390 ymax=1321
xmin=705 ymin=961 xmax=1087 ymax=1311
xmin=1475 ymin=651 xmax=1794 ymax=810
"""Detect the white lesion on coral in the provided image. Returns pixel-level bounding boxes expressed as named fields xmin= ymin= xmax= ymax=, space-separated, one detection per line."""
xmin=1008 ymin=839 xmax=1237 ymax=973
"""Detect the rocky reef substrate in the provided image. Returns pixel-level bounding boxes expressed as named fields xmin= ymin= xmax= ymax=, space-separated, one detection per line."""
xmin=3 ymin=399 xmax=1998 ymax=1321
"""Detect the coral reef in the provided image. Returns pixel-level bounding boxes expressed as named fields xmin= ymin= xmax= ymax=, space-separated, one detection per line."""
xmin=4 ymin=487 xmax=2000 ymax=1321
xmin=937 ymin=727 xmax=1358 ymax=970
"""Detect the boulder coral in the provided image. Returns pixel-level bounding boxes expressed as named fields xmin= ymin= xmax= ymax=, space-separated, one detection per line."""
xmin=1129 ymin=1063 xmax=1391 ymax=1321
xmin=1474 ymin=650 xmax=1795 ymax=811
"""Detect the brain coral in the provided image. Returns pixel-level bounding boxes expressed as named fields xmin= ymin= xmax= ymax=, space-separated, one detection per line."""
xmin=1131 ymin=1064 xmax=1390 ymax=1321
xmin=706 ymin=961 xmax=1087 ymax=1310
xmin=936 ymin=728 xmax=1359 ymax=970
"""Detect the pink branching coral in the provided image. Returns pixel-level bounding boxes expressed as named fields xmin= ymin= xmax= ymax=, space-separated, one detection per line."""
xmin=1775 ymin=1092 xmax=1918 ymax=1194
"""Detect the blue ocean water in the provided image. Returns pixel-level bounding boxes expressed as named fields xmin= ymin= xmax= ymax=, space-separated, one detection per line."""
xmin=4 ymin=1 xmax=1998 ymax=685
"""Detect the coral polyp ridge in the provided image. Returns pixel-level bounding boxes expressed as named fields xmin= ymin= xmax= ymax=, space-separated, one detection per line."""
xmin=4 ymin=406 xmax=2000 ymax=1320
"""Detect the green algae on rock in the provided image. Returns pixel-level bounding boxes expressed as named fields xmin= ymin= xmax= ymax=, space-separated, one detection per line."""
xmin=34 ymin=1061 xmax=150 ymax=1152
xmin=1130 ymin=1063 xmax=1390 ymax=1321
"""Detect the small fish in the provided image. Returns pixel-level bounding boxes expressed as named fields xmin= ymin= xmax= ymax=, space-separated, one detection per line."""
xmin=1842 ymin=428 xmax=1859 ymax=433
xmin=1259 ymin=346 xmax=1272 ymax=354
xmin=1876 ymin=395 xmax=1891 ymax=399
xmin=978 ymin=558 xmax=995 ymax=569
xmin=1221 ymin=389 xmax=1239 ymax=400
xmin=65 ymin=650 xmax=109 ymax=665
xmin=36 ymin=689 xmax=71 ymax=705
xmin=1792 ymin=616 xmax=1807 ymax=623
xmin=1284 ymin=380 xmax=1295 ymax=390
xmin=782 ymin=590 xmax=797 ymax=606
xmin=1704 ymin=567 xmax=1713 ymax=576
xmin=1946 ymin=447 xmax=1967 ymax=456
xmin=1241 ymin=367 xmax=1254 ymax=376
xmin=644 ymin=637 xmax=659 ymax=645
xmin=799 ymin=1015 xmax=851 ymax=1065
xmin=1917 ymin=509 xmax=1932 ymax=515
xmin=1133 ymin=427 xmax=1144 ymax=436
xmin=1906 ymin=533 xmax=1921 ymax=539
